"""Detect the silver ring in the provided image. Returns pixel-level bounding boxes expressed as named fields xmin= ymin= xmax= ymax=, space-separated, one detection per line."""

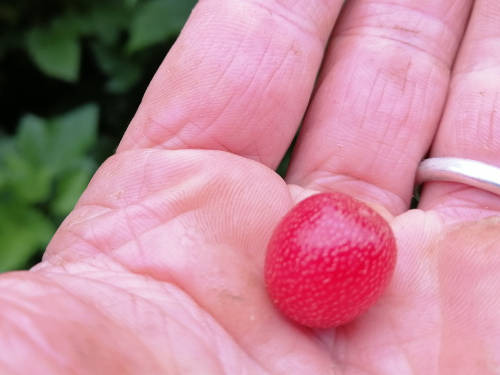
xmin=417 ymin=157 xmax=500 ymax=196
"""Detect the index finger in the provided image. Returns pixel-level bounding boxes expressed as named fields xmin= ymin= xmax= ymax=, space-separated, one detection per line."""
xmin=117 ymin=0 xmax=344 ymax=168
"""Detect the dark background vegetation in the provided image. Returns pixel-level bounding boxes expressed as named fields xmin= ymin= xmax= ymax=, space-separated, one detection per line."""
xmin=0 ymin=0 xmax=198 ymax=271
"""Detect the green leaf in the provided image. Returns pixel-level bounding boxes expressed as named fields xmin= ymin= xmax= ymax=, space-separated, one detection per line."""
xmin=0 ymin=137 xmax=13 ymax=191
xmin=3 ymin=151 xmax=53 ymax=203
xmin=50 ymin=160 xmax=95 ymax=217
xmin=84 ymin=3 xmax=132 ymax=45
xmin=0 ymin=203 xmax=54 ymax=272
xmin=0 ymin=172 xmax=6 ymax=192
xmin=16 ymin=114 xmax=49 ymax=165
xmin=0 ymin=137 xmax=15 ymax=161
xmin=127 ymin=0 xmax=196 ymax=52
xmin=50 ymin=12 xmax=85 ymax=38
xmin=26 ymin=26 xmax=81 ymax=82
xmin=47 ymin=103 xmax=99 ymax=171
xmin=106 ymin=65 xmax=141 ymax=93
xmin=91 ymin=42 xmax=142 ymax=93
xmin=124 ymin=0 xmax=139 ymax=8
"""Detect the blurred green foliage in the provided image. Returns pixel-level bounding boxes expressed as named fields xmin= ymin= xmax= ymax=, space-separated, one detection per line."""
xmin=0 ymin=0 xmax=196 ymax=271
xmin=0 ymin=104 xmax=98 ymax=271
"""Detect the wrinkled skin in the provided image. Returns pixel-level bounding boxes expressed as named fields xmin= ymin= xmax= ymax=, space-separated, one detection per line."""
xmin=2 ymin=0 xmax=500 ymax=374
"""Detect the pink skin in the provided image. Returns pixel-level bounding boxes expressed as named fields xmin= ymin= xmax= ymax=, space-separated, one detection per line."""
xmin=2 ymin=0 xmax=500 ymax=373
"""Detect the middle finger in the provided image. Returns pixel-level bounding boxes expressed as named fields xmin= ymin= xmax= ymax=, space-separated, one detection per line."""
xmin=287 ymin=0 xmax=473 ymax=214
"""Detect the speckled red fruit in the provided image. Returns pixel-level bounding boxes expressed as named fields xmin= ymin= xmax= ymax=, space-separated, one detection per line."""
xmin=265 ymin=192 xmax=397 ymax=328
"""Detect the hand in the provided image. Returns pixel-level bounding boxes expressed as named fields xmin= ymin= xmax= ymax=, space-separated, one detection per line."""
xmin=2 ymin=0 xmax=499 ymax=373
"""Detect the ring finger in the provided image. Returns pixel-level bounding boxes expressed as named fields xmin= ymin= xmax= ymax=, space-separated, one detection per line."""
xmin=419 ymin=0 xmax=500 ymax=221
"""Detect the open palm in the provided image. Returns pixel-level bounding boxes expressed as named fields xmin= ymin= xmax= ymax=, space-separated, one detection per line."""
xmin=2 ymin=1 xmax=500 ymax=374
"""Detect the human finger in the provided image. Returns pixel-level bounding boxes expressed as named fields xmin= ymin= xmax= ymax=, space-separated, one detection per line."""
xmin=419 ymin=0 xmax=500 ymax=220
xmin=117 ymin=0 xmax=343 ymax=168
xmin=287 ymin=0 xmax=472 ymax=214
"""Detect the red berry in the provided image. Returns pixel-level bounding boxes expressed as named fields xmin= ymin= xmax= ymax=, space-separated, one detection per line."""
xmin=265 ymin=192 xmax=397 ymax=328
